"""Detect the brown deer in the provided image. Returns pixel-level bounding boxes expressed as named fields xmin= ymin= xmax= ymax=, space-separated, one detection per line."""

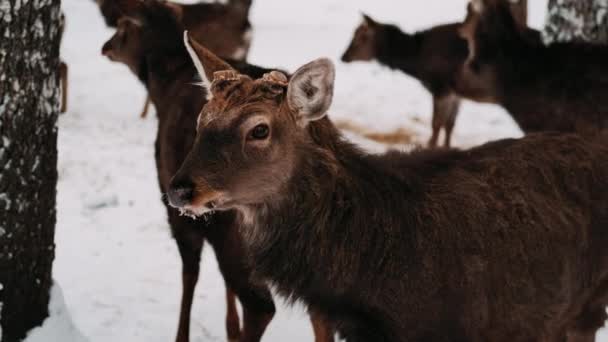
xmin=341 ymin=6 xmax=539 ymax=148
xmin=94 ymin=0 xmax=254 ymax=118
xmin=101 ymin=1 xmax=334 ymax=341
xmin=169 ymin=37 xmax=608 ymax=341
xmin=459 ymin=0 xmax=608 ymax=136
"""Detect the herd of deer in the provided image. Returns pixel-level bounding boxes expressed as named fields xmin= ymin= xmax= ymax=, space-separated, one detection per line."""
xmin=73 ymin=0 xmax=608 ymax=340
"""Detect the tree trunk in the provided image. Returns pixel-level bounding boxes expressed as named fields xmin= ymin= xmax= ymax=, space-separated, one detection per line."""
xmin=543 ymin=0 xmax=608 ymax=44
xmin=0 ymin=0 xmax=62 ymax=341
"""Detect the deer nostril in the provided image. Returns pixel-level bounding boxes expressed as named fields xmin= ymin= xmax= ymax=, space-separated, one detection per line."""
xmin=168 ymin=180 xmax=195 ymax=208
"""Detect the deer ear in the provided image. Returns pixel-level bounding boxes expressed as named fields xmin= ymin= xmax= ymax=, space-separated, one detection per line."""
xmin=287 ymin=58 xmax=335 ymax=125
xmin=362 ymin=13 xmax=377 ymax=27
xmin=470 ymin=0 xmax=485 ymax=14
xmin=183 ymin=31 xmax=234 ymax=98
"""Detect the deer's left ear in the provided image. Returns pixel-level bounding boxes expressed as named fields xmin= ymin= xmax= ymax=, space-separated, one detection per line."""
xmin=287 ymin=58 xmax=335 ymax=125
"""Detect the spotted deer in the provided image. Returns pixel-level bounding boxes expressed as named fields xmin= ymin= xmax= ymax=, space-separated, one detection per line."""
xmin=341 ymin=4 xmax=538 ymax=148
xmin=459 ymin=0 xmax=608 ymax=136
xmin=169 ymin=34 xmax=608 ymax=341
xmin=101 ymin=1 xmax=333 ymax=341
xmin=94 ymin=0 xmax=254 ymax=118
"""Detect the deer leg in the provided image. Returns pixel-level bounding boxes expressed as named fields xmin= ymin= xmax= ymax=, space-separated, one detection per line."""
xmin=59 ymin=61 xmax=68 ymax=113
xmin=443 ymin=95 xmax=462 ymax=149
xmin=310 ymin=308 xmax=335 ymax=342
xmin=207 ymin=225 xmax=275 ymax=342
xmin=140 ymin=95 xmax=151 ymax=119
xmin=173 ymin=226 xmax=204 ymax=342
xmin=428 ymin=94 xmax=449 ymax=148
xmin=225 ymin=287 xmax=241 ymax=342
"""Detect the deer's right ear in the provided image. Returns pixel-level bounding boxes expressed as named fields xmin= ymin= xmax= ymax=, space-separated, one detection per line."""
xmin=470 ymin=0 xmax=485 ymax=14
xmin=287 ymin=58 xmax=335 ymax=125
xmin=183 ymin=31 xmax=234 ymax=98
xmin=362 ymin=13 xmax=378 ymax=27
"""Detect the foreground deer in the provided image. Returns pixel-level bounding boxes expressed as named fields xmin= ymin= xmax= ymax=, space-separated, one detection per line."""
xmin=169 ymin=35 xmax=608 ymax=341
xmin=341 ymin=10 xmax=539 ymax=148
xmin=101 ymin=1 xmax=333 ymax=341
xmin=459 ymin=0 xmax=608 ymax=136
xmin=94 ymin=0 xmax=254 ymax=118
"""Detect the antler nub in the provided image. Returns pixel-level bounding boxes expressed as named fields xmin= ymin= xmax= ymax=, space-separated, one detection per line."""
xmin=262 ymin=71 xmax=288 ymax=86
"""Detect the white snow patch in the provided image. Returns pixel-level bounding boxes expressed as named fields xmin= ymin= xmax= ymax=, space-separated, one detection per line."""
xmin=24 ymin=283 xmax=88 ymax=342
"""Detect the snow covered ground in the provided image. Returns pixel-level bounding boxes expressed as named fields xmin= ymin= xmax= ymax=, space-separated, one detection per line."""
xmin=30 ymin=0 xmax=607 ymax=341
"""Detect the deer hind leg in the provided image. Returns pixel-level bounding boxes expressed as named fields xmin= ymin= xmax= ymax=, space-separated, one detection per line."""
xmin=59 ymin=61 xmax=68 ymax=113
xmin=443 ymin=94 xmax=462 ymax=148
xmin=208 ymin=225 xmax=275 ymax=342
xmin=171 ymin=218 xmax=204 ymax=342
xmin=310 ymin=309 xmax=335 ymax=342
xmin=428 ymin=93 xmax=454 ymax=148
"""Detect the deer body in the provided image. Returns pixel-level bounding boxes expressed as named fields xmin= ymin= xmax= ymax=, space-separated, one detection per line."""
xmin=460 ymin=0 xmax=608 ymax=137
xmin=342 ymin=14 xmax=541 ymax=147
xmin=170 ymin=42 xmax=608 ymax=341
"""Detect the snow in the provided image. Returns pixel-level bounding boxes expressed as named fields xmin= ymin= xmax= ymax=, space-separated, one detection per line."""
xmin=32 ymin=0 xmax=606 ymax=341
xmin=24 ymin=283 xmax=88 ymax=342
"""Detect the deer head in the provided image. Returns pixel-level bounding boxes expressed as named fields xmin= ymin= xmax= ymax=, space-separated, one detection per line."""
xmin=101 ymin=0 xmax=184 ymax=76
xmin=168 ymin=33 xmax=335 ymax=218
xmin=341 ymin=14 xmax=381 ymax=62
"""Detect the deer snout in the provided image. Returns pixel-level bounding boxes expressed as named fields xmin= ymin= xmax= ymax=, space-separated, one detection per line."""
xmin=341 ymin=51 xmax=352 ymax=63
xmin=101 ymin=41 xmax=114 ymax=59
xmin=168 ymin=178 xmax=195 ymax=208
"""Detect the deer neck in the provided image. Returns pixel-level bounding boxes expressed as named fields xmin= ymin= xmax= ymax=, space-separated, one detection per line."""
xmin=375 ymin=27 xmax=421 ymax=76
xmin=241 ymin=119 xmax=417 ymax=303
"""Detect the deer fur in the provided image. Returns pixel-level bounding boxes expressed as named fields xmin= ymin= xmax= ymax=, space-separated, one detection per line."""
xmin=170 ymin=44 xmax=608 ymax=341
xmin=459 ymin=0 xmax=608 ymax=136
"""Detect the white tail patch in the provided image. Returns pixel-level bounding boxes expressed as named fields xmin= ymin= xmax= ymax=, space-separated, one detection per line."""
xmin=183 ymin=31 xmax=213 ymax=100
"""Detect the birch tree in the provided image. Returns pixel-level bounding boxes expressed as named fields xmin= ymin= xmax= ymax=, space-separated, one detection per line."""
xmin=0 ymin=0 xmax=62 ymax=341
xmin=544 ymin=0 xmax=608 ymax=44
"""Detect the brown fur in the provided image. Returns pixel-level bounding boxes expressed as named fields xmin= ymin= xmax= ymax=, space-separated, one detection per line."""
xmin=341 ymin=9 xmax=539 ymax=148
xmin=460 ymin=0 xmax=608 ymax=136
xmin=170 ymin=48 xmax=608 ymax=341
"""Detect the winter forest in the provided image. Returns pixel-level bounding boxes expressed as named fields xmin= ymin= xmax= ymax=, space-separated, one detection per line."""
xmin=2 ymin=0 xmax=608 ymax=341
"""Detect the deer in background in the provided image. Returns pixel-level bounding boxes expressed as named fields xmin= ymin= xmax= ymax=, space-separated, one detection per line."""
xmin=101 ymin=1 xmax=334 ymax=341
xmin=458 ymin=0 xmax=608 ymax=137
xmin=341 ymin=0 xmax=535 ymax=148
xmin=93 ymin=0 xmax=254 ymax=118
xmin=169 ymin=36 xmax=608 ymax=341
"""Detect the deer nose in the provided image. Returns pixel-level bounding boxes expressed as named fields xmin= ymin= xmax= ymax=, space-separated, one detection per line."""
xmin=168 ymin=179 xmax=195 ymax=208
xmin=101 ymin=42 xmax=113 ymax=57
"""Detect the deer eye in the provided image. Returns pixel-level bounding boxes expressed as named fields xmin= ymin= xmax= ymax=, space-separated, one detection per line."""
xmin=248 ymin=124 xmax=270 ymax=140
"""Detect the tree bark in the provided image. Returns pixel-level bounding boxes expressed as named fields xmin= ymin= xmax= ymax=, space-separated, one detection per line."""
xmin=0 ymin=0 xmax=62 ymax=341
xmin=543 ymin=0 xmax=608 ymax=44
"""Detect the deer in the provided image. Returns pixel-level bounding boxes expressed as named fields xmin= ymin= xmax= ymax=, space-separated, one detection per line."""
xmin=458 ymin=0 xmax=608 ymax=137
xmin=168 ymin=33 xmax=608 ymax=341
xmin=101 ymin=1 xmax=334 ymax=341
xmin=341 ymin=5 xmax=539 ymax=148
xmin=94 ymin=0 xmax=254 ymax=118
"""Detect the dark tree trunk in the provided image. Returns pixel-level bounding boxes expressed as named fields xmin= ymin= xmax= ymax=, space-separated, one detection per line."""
xmin=544 ymin=0 xmax=608 ymax=44
xmin=0 ymin=0 xmax=62 ymax=341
